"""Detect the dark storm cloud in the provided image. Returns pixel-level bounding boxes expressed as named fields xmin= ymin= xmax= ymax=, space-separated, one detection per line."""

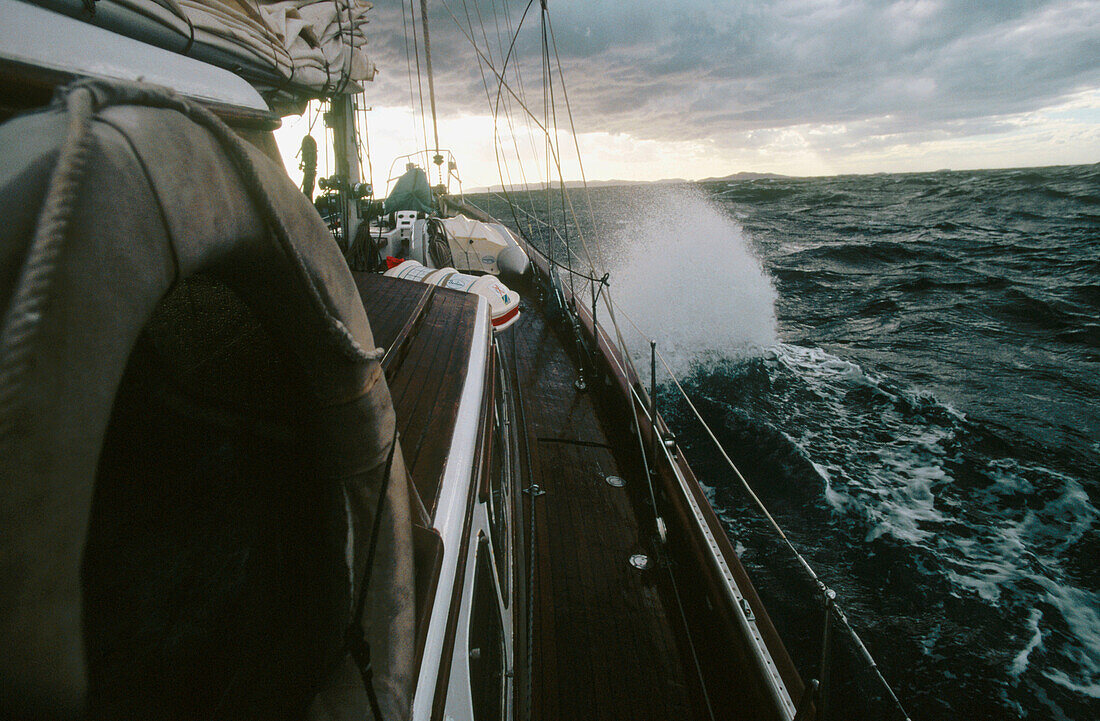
xmin=365 ymin=0 xmax=1100 ymax=146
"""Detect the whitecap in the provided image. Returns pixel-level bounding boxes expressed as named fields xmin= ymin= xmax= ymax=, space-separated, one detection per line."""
xmin=1010 ymin=608 xmax=1044 ymax=678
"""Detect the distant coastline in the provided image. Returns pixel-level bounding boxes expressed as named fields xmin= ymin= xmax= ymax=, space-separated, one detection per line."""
xmin=469 ymin=171 xmax=787 ymax=193
xmin=467 ymin=161 xmax=1097 ymax=194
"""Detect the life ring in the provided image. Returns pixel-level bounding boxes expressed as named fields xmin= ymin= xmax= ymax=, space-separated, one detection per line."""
xmin=0 ymin=81 xmax=414 ymax=720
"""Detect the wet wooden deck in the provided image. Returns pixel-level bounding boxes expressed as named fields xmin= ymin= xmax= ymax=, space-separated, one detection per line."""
xmin=503 ymin=304 xmax=706 ymax=720
xmin=353 ymin=272 xmax=479 ymax=514
xmin=355 ymin=272 xmax=710 ymax=719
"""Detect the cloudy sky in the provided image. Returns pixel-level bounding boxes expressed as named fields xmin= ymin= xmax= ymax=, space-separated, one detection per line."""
xmin=277 ymin=0 xmax=1100 ymax=187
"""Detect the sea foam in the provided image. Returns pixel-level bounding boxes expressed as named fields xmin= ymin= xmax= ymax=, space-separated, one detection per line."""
xmin=594 ymin=185 xmax=779 ymax=375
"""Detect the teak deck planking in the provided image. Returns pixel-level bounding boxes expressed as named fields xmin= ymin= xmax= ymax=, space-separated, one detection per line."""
xmin=504 ymin=304 xmax=700 ymax=721
xmin=352 ymin=272 xmax=478 ymax=515
xmin=354 ymin=272 xmax=705 ymax=719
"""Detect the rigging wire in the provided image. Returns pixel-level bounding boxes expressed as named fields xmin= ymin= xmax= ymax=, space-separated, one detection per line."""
xmin=408 ymin=0 xmax=432 ymax=167
xmin=482 ymin=0 xmax=544 ymax=227
xmin=437 ymin=1 xmax=556 ymax=142
xmin=469 ymin=0 xmax=536 ymax=221
xmin=440 ymin=0 xmax=546 ymax=253
xmin=460 ymin=0 xmax=533 ymax=217
xmin=493 ymin=0 xmax=543 ymax=228
xmin=351 ymin=95 xmax=373 ymax=190
xmin=361 ymin=100 xmax=374 ymax=189
xmin=418 ymin=0 xmax=445 ymax=184
xmin=545 ymin=10 xmax=602 ymax=271
xmin=489 ymin=0 xmax=544 ymax=238
xmin=460 ymin=0 xmax=497 ymax=134
xmin=436 ymin=2 xmax=910 ymax=717
xmin=400 ymin=0 xmax=426 ymax=158
xmin=441 ymin=0 xmax=603 ymax=284
xmin=540 ymin=2 xmax=551 ymax=264
xmin=538 ymin=1 xmax=574 ymax=298
xmin=306 ymin=99 xmax=323 ymax=134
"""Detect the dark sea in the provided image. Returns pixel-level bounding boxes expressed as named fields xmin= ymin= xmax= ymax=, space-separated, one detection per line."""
xmin=478 ymin=163 xmax=1099 ymax=721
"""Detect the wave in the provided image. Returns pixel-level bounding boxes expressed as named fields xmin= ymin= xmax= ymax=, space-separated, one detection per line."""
xmin=996 ymin=287 xmax=1083 ymax=330
xmin=1056 ymin=324 xmax=1100 ymax=348
xmin=558 ymin=164 xmax=1100 ymax=720
xmin=712 ymin=183 xmax=801 ymax=202
xmin=600 ymin=185 xmax=779 ymax=373
xmin=664 ymin=341 xmax=1100 ymax=716
xmin=790 ymin=240 xmax=954 ymax=266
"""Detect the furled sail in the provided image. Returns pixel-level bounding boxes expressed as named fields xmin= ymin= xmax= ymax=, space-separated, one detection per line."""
xmin=180 ymin=0 xmax=376 ymax=92
xmin=33 ymin=0 xmax=376 ymax=106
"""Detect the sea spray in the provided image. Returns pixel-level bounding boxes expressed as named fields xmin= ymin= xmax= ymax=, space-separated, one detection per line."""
xmin=592 ymin=185 xmax=779 ymax=373
xmin=476 ymin=164 xmax=1100 ymax=720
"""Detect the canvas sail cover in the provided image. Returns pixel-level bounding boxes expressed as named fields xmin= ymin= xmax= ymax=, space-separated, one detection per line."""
xmin=439 ymin=214 xmax=508 ymax=270
xmin=0 ymin=79 xmax=414 ymax=718
xmin=384 ymin=166 xmax=435 ymax=215
xmin=34 ymin=0 xmax=376 ymax=104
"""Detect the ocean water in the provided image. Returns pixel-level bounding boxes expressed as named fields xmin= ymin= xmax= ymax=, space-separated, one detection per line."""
xmin=477 ymin=163 xmax=1099 ymax=720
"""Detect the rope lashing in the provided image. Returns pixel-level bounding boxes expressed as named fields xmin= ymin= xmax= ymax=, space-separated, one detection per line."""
xmin=0 ymin=85 xmax=96 ymax=439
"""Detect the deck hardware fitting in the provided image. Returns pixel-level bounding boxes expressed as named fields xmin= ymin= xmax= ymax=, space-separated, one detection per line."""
xmin=663 ymin=433 xmax=677 ymax=452
xmin=792 ymin=680 xmax=820 ymax=721
xmin=605 ymin=475 xmax=625 ymax=487
xmin=740 ymin=598 xmax=755 ymax=622
xmin=655 ymin=516 xmax=668 ymax=544
xmin=523 ymin=484 xmax=546 ymax=497
xmin=629 ymin=554 xmax=650 ymax=570
xmin=574 ymin=376 xmax=587 ymax=391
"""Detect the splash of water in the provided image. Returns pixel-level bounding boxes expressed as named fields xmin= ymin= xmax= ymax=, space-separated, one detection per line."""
xmin=596 ymin=186 xmax=779 ymax=374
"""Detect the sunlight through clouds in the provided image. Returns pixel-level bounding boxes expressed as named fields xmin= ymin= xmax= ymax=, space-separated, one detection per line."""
xmin=276 ymin=1 xmax=1099 ymax=186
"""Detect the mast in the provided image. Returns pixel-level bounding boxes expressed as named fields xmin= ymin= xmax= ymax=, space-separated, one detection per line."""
xmin=327 ymin=95 xmax=364 ymax=250
xmin=419 ymin=0 xmax=445 ymax=183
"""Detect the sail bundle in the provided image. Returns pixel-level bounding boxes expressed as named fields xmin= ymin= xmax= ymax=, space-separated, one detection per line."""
xmin=34 ymin=0 xmax=376 ymax=105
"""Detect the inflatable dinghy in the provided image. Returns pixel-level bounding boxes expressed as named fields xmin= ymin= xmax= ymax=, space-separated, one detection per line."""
xmin=384 ymin=259 xmax=521 ymax=331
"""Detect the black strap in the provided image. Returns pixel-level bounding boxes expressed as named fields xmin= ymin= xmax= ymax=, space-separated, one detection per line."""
xmin=347 ymin=628 xmax=384 ymax=721
xmin=345 ymin=427 xmax=399 ymax=719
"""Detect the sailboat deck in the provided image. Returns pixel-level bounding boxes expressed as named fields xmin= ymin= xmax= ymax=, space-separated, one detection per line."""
xmin=352 ymin=272 xmax=480 ymax=513
xmin=353 ymin=271 xmax=708 ymax=718
xmin=504 ymin=305 xmax=705 ymax=720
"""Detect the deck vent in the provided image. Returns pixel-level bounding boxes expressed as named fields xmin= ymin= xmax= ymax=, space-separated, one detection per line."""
xmin=629 ymin=554 xmax=650 ymax=570
xmin=605 ymin=475 xmax=625 ymax=488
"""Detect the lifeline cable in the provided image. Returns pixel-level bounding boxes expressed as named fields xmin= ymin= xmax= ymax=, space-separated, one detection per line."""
xmin=609 ymin=296 xmax=913 ymax=721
